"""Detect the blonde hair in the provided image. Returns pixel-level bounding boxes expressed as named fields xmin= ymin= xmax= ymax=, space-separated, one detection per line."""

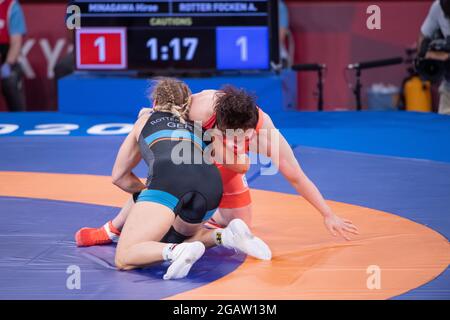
xmin=150 ymin=78 xmax=192 ymax=123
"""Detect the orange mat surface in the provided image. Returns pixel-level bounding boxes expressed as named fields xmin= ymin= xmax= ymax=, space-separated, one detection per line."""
xmin=1 ymin=171 xmax=449 ymax=299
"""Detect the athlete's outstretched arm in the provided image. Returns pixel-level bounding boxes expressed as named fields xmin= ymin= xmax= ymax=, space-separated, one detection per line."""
xmin=111 ymin=119 xmax=146 ymax=194
xmin=256 ymin=113 xmax=359 ymax=240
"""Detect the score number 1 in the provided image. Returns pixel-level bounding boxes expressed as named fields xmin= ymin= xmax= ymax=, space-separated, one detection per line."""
xmin=146 ymin=38 xmax=198 ymax=61
xmin=76 ymin=28 xmax=127 ymax=69
xmin=236 ymin=36 xmax=248 ymax=62
xmin=94 ymin=37 xmax=106 ymax=62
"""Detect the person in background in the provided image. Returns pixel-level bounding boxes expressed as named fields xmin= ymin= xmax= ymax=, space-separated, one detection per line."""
xmin=419 ymin=0 xmax=450 ymax=115
xmin=54 ymin=35 xmax=74 ymax=80
xmin=279 ymin=0 xmax=290 ymax=68
xmin=0 ymin=0 xmax=27 ymax=111
xmin=54 ymin=0 xmax=75 ymax=81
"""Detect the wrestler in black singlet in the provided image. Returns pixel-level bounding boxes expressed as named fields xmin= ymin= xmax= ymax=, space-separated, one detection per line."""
xmin=135 ymin=111 xmax=223 ymax=243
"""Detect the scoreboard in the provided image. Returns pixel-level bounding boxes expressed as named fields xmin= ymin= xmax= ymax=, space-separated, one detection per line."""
xmin=74 ymin=0 xmax=279 ymax=73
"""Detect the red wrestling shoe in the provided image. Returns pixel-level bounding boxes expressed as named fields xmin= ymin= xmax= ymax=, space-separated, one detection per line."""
xmin=75 ymin=221 xmax=120 ymax=247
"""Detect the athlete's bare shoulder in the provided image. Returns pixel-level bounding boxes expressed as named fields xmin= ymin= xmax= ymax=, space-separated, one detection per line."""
xmin=189 ymin=89 xmax=219 ymax=122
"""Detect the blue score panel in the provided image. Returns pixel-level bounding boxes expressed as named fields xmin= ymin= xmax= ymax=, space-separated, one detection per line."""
xmin=216 ymin=27 xmax=269 ymax=70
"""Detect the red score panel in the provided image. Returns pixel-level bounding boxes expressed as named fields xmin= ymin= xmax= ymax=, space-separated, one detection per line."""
xmin=76 ymin=28 xmax=127 ymax=69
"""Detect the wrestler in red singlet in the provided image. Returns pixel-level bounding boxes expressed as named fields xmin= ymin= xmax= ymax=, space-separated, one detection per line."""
xmin=202 ymin=108 xmax=265 ymax=210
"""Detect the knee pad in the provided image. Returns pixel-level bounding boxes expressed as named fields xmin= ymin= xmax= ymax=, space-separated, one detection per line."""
xmin=177 ymin=192 xmax=208 ymax=224
xmin=161 ymin=226 xmax=189 ymax=244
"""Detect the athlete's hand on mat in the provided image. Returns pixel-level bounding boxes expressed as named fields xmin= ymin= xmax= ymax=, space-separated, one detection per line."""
xmin=324 ymin=214 xmax=359 ymax=241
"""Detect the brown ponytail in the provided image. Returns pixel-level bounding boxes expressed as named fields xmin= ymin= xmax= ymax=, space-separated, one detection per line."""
xmin=150 ymin=78 xmax=192 ymax=123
